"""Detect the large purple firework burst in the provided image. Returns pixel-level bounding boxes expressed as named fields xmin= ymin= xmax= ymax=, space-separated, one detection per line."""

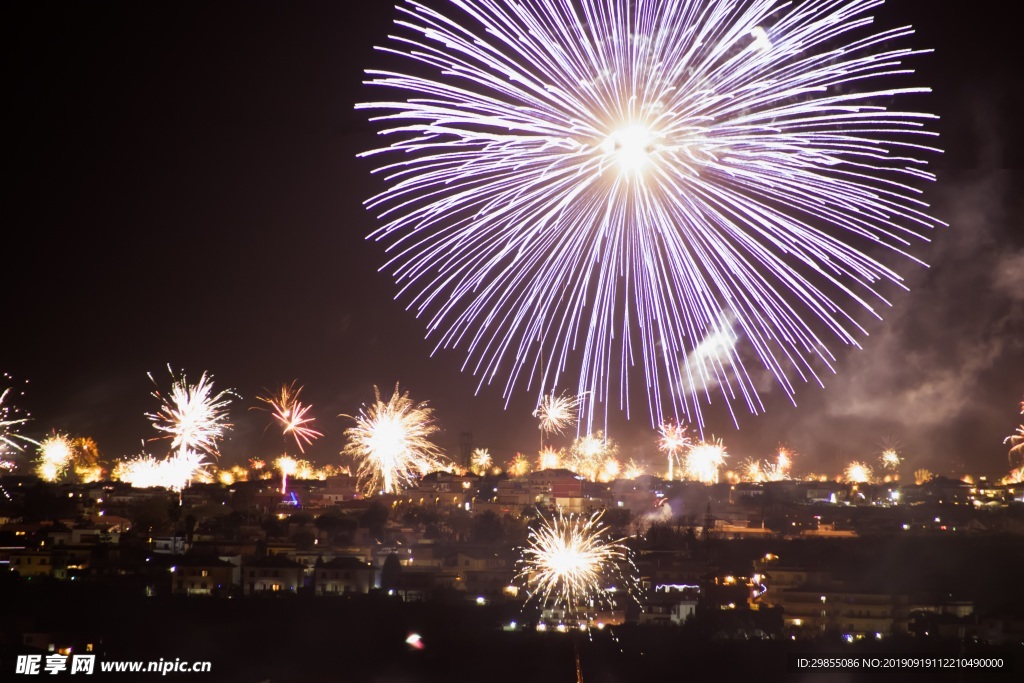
xmin=359 ymin=0 xmax=941 ymax=432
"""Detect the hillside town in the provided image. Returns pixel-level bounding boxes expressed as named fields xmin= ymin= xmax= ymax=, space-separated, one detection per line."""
xmin=4 ymin=466 xmax=1024 ymax=655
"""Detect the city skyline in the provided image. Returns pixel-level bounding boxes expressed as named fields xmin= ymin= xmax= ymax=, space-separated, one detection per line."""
xmin=5 ymin=1 xmax=1023 ymax=478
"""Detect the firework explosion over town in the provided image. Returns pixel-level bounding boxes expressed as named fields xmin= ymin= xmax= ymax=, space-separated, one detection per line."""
xmin=4 ymin=0 xmax=1021 ymax=482
xmin=4 ymin=0 xmax=1024 ymax=681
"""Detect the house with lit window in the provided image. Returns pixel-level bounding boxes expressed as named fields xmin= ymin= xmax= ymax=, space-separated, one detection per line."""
xmin=242 ymin=555 xmax=304 ymax=594
xmin=444 ymin=549 xmax=516 ymax=601
xmin=10 ymin=549 xmax=67 ymax=579
xmin=169 ymin=555 xmax=237 ymax=596
xmin=770 ymin=583 xmax=910 ymax=637
xmin=314 ymin=556 xmax=377 ymax=595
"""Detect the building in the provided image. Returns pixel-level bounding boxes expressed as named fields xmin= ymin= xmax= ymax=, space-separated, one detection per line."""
xmin=10 ymin=549 xmax=67 ymax=579
xmin=639 ymin=584 xmax=699 ymax=625
xmin=242 ymin=555 xmax=305 ymax=595
xmin=444 ymin=549 xmax=516 ymax=601
xmin=314 ymin=556 xmax=377 ymax=595
xmin=772 ymin=585 xmax=910 ymax=637
xmin=169 ymin=556 xmax=237 ymax=596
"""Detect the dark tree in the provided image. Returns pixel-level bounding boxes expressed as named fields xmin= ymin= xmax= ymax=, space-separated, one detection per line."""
xmin=359 ymin=501 xmax=390 ymax=537
xmin=470 ymin=510 xmax=505 ymax=544
xmin=380 ymin=553 xmax=402 ymax=592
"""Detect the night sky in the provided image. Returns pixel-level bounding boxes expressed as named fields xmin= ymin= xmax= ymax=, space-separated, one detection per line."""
xmin=5 ymin=1 xmax=1023 ymax=478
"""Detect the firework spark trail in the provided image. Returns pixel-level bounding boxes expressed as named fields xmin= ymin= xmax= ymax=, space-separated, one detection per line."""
xmin=147 ymin=367 xmax=235 ymax=458
xmin=1004 ymin=465 xmax=1024 ymax=485
xmin=115 ymin=449 xmax=208 ymax=493
xmin=742 ymin=458 xmax=764 ymax=482
xmin=658 ymin=422 xmax=690 ymax=480
xmin=880 ymin=448 xmax=901 ymax=470
xmin=534 ymin=392 xmax=582 ymax=443
xmin=254 ymin=381 xmax=323 ymax=453
xmin=517 ymin=510 xmax=637 ymax=617
xmin=683 ymin=439 xmax=727 ymax=484
xmin=1006 ymin=397 xmax=1024 ymax=461
xmin=538 ymin=446 xmax=563 ymax=471
xmin=160 ymin=450 xmax=209 ymax=492
xmin=744 ymin=447 xmax=794 ymax=482
xmin=508 ymin=452 xmax=533 ymax=478
xmin=341 ymin=384 xmax=448 ymax=495
xmin=1 ymin=375 xmax=37 ymax=455
xmin=568 ymin=431 xmax=618 ymax=481
xmin=0 ymin=457 xmax=12 ymax=500
xmin=112 ymin=454 xmax=161 ymax=489
xmin=36 ymin=433 xmax=74 ymax=482
xmin=470 ymin=447 xmax=492 ymax=475
xmin=845 ymin=460 xmax=873 ymax=483
xmin=360 ymin=0 xmax=941 ymax=433
xmin=622 ymin=459 xmax=646 ymax=480
xmin=276 ymin=455 xmax=298 ymax=494
xmin=776 ymin=447 xmax=793 ymax=474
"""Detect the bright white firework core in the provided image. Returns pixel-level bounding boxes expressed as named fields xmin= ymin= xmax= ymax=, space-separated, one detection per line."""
xmin=369 ymin=417 xmax=405 ymax=462
xmin=602 ymin=124 xmax=655 ymax=175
